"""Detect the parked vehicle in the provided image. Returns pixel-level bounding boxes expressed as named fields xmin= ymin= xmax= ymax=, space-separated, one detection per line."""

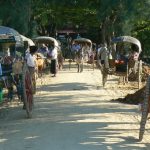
xmin=72 ymin=38 xmax=95 ymax=71
xmin=101 ymin=36 xmax=142 ymax=87
xmin=33 ymin=36 xmax=61 ymax=75
xmin=0 ymin=26 xmax=34 ymax=118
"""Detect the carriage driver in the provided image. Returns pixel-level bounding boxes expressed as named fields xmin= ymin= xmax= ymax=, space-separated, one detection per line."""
xmin=26 ymin=46 xmax=37 ymax=77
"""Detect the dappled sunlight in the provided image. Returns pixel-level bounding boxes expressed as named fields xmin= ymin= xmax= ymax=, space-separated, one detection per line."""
xmin=80 ymin=141 xmax=103 ymax=146
xmin=79 ymin=123 xmax=146 ymax=149
xmin=24 ymin=136 xmax=40 ymax=140
xmin=0 ymin=62 xmax=149 ymax=150
xmin=36 ymin=82 xmax=94 ymax=92
xmin=59 ymin=115 xmax=138 ymax=124
xmin=104 ymin=137 xmax=125 ymax=144
xmin=0 ymin=138 xmax=8 ymax=143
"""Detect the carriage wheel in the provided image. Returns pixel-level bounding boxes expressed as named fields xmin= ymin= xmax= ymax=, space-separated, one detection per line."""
xmin=139 ymin=76 xmax=150 ymax=141
xmin=22 ymin=64 xmax=33 ymax=118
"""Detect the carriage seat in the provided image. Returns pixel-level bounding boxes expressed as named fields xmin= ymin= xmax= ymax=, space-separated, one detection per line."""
xmin=115 ymin=60 xmax=127 ymax=72
xmin=108 ymin=58 xmax=128 ymax=73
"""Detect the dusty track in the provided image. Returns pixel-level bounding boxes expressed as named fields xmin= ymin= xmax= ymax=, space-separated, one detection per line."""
xmin=0 ymin=61 xmax=150 ymax=150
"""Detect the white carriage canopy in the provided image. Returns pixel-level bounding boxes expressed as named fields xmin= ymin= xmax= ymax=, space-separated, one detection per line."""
xmin=0 ymin=26 xmax=25 ymax=58
xmin=21 ymin=35 xmax=35 ymax=46
xmin=111 ymin=36 xmax=142 ymax=53
xmin=73 ymin=38 xmax=92 ymax=49
xmin=33 ymin=36 xmax=60 ymax=49
xmin=0 ymin=26 xmax=24 ymax=47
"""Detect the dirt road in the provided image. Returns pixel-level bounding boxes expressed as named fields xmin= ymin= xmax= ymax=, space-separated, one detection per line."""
xmin=0 ymin=62 xmax=150 ymax=150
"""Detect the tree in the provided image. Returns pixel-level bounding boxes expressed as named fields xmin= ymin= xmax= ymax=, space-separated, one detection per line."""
xmin=0 ymin=0 xmax=30 ymax=35
xmin=132 ymin=20 xmax=150 ymax=55
xmin=0 ymin=0 xmax=149 ymax=47
xmin=31 ymin=0 xmax=99 ymax=38
xmin=91 ymin=0 xmax=150 ymax=45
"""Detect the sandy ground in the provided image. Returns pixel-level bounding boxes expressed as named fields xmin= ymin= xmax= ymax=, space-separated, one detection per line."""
xmin=0 ymin=61 xmax=150 ymax=150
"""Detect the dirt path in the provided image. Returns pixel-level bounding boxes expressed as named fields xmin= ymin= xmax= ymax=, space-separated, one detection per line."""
xmin=0 ymin=62 xmax=150 ymax=150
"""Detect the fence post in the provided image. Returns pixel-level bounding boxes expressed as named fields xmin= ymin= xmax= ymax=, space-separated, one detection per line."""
xmin=138 ymin=60 xmax=142 ymax=89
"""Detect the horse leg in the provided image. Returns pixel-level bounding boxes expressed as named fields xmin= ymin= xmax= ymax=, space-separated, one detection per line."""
xmin=40 ymin=70 xmax=42 ymax=77
xmin=38 ymin=68 xmax=42 ymax=78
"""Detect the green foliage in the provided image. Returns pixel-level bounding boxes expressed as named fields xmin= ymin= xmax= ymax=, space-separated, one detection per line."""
xmin=0 ymin=0 xmax=149 ymax=48
xmin=0 ymin=0 xmax=30 ymax=35
xmin=132 ymin=20 xmax=150 ymax=55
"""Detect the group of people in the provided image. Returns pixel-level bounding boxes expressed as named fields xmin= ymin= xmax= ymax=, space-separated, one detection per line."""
xmin=26 ymin=40 xmax=140 ymax=78
xmin=26 ymin=43 xmax=59 ymax=78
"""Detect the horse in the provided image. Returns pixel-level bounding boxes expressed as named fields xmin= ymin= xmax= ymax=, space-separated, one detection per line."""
xmin=75 ymin=50 xmax=84 ymax=73
xmin=35 ymin=53 xmax=46 ymax=77
xmin=57 ymin=51 xmax=64 ymax=70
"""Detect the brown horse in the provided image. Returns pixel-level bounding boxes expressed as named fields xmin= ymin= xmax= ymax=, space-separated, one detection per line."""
xmin=58 ymin=52 xmax=64 ymax=70
xmin=35 ymin=53 xmax=46 ymax=77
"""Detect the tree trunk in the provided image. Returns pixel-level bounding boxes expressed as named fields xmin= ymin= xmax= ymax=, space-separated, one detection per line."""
xmin=101 ymin=22 xmax=106 ymax=44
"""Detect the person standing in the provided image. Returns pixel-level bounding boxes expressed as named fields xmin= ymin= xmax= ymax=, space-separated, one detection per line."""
xmin=50 ymin=45 xmax=58 ymax=77
xmin=97 ymin=43 xmax=109 ymax=69
xmin=26 ymin=46 xmax=37 ymax=96
xmin=128 ymin=48 xmax=140 ymax=74
xmin=26 ymin=46 xmax=37 ymax=76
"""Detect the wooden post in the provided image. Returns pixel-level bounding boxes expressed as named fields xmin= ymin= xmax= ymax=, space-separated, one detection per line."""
xmin=139 ymin=76 xmax=150 ymax=141
xmin=138 ymin=60 xmax=142 ymax=89
xmin=126 ymin=62 xmax=129 ymax=83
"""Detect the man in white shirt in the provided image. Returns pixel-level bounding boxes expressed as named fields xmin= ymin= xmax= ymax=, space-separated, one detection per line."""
xmin=50 ymin=46 xmax=58 ymax=77
xmin=97 ymin=44 xmax=103 ymax=56
xmin=97 ymin=43 xmax=109 ymax=69
xmin=26 ymin=46 xmax=37 ymax=77
xmin=27 ymin=53 xmax=36 ymax=68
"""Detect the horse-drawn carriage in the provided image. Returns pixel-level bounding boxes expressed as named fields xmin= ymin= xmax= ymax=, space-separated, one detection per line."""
xmin=72 ymin=38 xmax=95 ymax=72
xmin=0 ymin=26 xmax=34 ymax=118
xmin=33 ymin=36 xmax=62 ymax=75
xmin=101 ymin=36 xmax=142 ymax=87
xmin=21 ymin=34 xmax=35 ymax=47
xmin=33 ymin=36 xmax=60 ymax=53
